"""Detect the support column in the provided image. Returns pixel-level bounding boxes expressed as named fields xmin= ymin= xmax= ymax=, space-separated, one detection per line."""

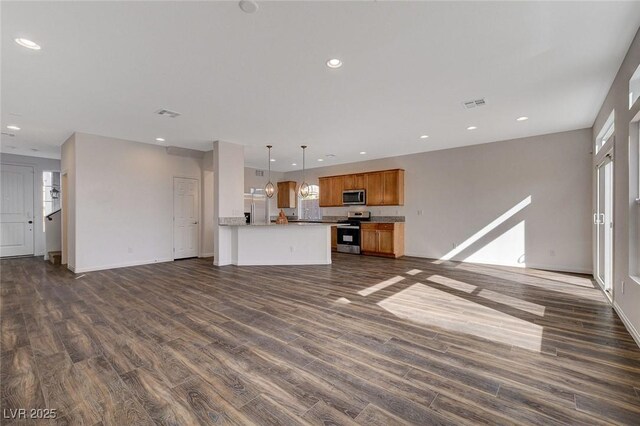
xmin=213 ymin=140 xmax=245 ymax=266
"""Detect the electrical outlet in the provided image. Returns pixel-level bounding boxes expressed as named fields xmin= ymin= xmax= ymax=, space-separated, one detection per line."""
xmin=549 ymin=250 xmax=556 ymax=257
xmin=452 ymin=242 xmax=457 ymax=249
xmin=417 ymin=210 xmax=423 ymax=216
xmin=290 ymin=246 xmax=295 ymax=253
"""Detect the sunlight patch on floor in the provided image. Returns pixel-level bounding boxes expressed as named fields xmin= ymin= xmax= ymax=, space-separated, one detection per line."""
xmin=358 ymin=275 xmax=405 ymax=297
xmin=477 ymin=288 xmax=545 ymax=316
xmin=428 ymin=275 xmax=476 ymax=293
xmin=335 ymin=297 xmax=351 ymax=305
xmin=377 ymin=283 xmax=543 ymax=352
xmin=405 ymin=269 xmax=423 ymax=276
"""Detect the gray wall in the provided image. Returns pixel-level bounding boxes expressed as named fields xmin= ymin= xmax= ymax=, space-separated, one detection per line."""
xmin=284 ymin=129 xmax=593 ymax=273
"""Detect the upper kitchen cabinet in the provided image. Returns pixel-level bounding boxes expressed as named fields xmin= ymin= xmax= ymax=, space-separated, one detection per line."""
xmin=343 ymin=173 xmax=365 ymax=190
xmin=319 ymin=169 xmax=404 ymax=207
xmin=277 ymin=181 xmax=297 ymax=209
xmin=319 ymin=176 xmax=344 ymax=207
xmin=365 ymin=169 xmax=404 ymax=206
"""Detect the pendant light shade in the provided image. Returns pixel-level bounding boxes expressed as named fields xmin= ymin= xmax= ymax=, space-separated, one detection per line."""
xmin=299 ymin=145 xmax=309 ymax=198
xmin=265 ymin=145 xmax=275 ymax=198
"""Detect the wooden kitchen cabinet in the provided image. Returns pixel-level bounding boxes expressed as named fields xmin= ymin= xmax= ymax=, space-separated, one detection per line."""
xmin=319 ymin=169 xmax=404 ymax=207
xmin=319 ymin=176 xmax=345 ymax=207
xmin=365 ymin=169 xmax=404 ymax=206
xmin=277 ymin=181 xmax=297 ymax=209
xmin=331 ymin=225 xmax=337 ymax=251
xmin=360 ymin=222 xmax=404 ymax=258
xmin=343 ymin=173 xmax=365 ymax=190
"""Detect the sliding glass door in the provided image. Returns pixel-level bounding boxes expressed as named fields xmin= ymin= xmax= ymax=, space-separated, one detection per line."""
xmin=595 ymin=152 xmax=614 ymax=295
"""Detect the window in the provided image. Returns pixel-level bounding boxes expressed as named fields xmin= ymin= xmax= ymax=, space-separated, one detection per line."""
xmin=630 ymin=114 xmax=640 ymax=281
xmin=595 ymin=111 xmax=614 ymax=154
xmin=629 ymin=63 xmax=640 ymax=109
xmin=299 ymin=185 xmax=321 ymax=220
xmin=42 ymin=171 xmax=61 ymax=228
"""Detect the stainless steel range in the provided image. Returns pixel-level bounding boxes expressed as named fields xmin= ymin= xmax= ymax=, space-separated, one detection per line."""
xmin=336 ymin=211 xmax=371 ymax=254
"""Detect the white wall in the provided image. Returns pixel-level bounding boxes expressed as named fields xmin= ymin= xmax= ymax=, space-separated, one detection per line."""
xmin=201 ymin=150 xmax=215 ymax=257
xmin=592 ymin=27 xmax=640 ymax=346
xmin=213 ymin=141 xmax=245 ymax=266
xmin=284 ymin=129 xmax=593 ymax=273
xmin=0 ymin=153 xmax=62 ymax=257
xmin=69 ymin=133 xmax=202 ymax=273
xmin=61 ymin=134 xmax=76 ymax=268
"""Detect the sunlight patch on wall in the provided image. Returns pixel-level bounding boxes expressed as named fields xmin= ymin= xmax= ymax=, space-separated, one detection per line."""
xmin=377 ymin=283 xmax=543 ymax=352
xmin=463 ymin=220 xmax=526 ymax=267
xmin=436 ymin=196 xmax=531 ymax=263
xmin=358 ymin=275 xmax=405 ymax=297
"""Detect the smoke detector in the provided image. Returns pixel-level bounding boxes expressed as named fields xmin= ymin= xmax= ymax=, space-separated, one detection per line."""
xmin=462 ymin=98 xmax=486 ymax=109
xmin=154 ymin=108 xmax=181 ymax=118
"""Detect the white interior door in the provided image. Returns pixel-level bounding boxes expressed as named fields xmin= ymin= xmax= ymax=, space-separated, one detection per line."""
xmin=1 ymin=164 xmax=35 ymax=257
xmin=173 ymin=177 xmax=199 ymax=259
xmin=595 ymin=153 xmax=613 ymax=295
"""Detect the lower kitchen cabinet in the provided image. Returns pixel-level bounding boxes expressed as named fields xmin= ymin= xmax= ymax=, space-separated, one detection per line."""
xmin=331 ymin=225 xmax=337 ymax=251
xmin=360 ymin=223 xmax=404 ymax=258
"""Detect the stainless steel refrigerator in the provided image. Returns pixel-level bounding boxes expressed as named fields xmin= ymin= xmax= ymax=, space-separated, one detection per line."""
xmin=244 ymin=188 xmax=269 ymax=224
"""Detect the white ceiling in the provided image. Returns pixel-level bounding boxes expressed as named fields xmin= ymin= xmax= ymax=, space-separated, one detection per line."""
xmin=2 ymin=1 xmax=639 ymax=171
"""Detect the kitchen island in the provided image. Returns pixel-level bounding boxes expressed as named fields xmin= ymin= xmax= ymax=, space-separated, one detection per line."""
xmin=221 ymin=223 xmax=333 ymax=266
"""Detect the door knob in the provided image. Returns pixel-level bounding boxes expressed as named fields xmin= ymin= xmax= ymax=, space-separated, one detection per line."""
xmin=192 ymin=221 xmax=198 ymax=225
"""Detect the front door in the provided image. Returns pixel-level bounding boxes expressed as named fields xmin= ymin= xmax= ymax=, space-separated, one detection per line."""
xmin=173 ymin=177 xmax=199 ymax=259
xmin=595 ymin=153 xmax=614 ymax=296
xmin=1 ymin=164 xmax=35 ymax=257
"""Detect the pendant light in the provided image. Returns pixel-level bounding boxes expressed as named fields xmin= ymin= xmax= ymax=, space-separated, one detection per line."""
xmin=265 ymin=145 xmax=275 ymax=198
xmin=299 ymin=145 xmax=309 ymax=198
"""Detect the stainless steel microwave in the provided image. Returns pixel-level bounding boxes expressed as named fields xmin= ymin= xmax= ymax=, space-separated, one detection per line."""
xmin=342 ymin=189 xmax=366 ymax=205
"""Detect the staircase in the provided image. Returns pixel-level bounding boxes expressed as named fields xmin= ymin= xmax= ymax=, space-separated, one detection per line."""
xmin=48 ymin=251 xmax=62 ymax=265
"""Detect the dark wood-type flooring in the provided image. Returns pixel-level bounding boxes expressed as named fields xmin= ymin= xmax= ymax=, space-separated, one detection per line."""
xmin=1 ymin=254 xmax=640 ymax=425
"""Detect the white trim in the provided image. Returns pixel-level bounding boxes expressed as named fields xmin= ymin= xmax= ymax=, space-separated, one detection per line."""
xmin=199 ymin=252 xmax=215 ymax=258
xmin=73 ymin=258 xmax=173 ymax=274
xmin=403 ymin=252 xmax=592 ymax=274
xmin=613 ymin=301 xmax=640 ymax=349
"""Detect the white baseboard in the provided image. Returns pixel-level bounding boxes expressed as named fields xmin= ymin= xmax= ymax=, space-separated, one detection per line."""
xmin=403 ymin=252 xmax=592 ymax=275
xmin=613 ymin=301 xmax=640 ymax=349
xmin=73 ymin=258 xmax=173 ymax=274
xmin=199 ymin=252 xmax=215 ymax=258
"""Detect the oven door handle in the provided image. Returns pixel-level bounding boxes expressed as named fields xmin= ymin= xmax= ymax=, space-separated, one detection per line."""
xmin=337 ymin=225 xmax=360 ymax=229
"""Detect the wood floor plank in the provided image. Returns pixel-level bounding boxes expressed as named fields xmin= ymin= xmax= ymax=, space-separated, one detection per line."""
xmin=2 ymin=254 xmax=639 ymax=425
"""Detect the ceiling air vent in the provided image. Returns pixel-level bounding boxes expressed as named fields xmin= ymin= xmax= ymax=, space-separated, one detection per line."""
xmin=255 ymin=170 xmax=264 ymax=177
xmin=462 ymin=98 xmax=486 ymax=109
xmin=154 ymin=108 xmax=181 ymax=118
xmin=1 ymin=132 xmax=15 ymax=137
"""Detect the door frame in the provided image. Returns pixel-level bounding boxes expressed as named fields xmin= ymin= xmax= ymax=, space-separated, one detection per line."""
xmin=594 ymin=148 xmax=614 ymax=301
xmin=0 ymin=163 xmax=36 ymax=257
xmin=172 ymin=176 xmax=200 ymax=260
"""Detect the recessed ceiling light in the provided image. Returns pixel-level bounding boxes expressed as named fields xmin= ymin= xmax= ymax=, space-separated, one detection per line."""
xmin=516 ymin=116 xmax=529 ymax=121
xmin=326 ymin=58 xmax=342 ymax=69
xmin=467 ymin=126 xmax=478 ymax=130
xmin=359 ymin=151 xmax=367 ymax=155
xmin=270 ymin=158 xmax=276 ymax=162
xmin=7 ymin=125 xmax=20 ymax=131
xmin=155 ymin=137 xmax=165 ymax=142
xmin=15 ymin=38 xmax=41 ymax=50
xmin=317 ymin=158 xmax=324 ymax=162
xmin=420 ymin=135 xmax=429 ymax=139
xmin=291 ymin=163 xmax=297 ymax=166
